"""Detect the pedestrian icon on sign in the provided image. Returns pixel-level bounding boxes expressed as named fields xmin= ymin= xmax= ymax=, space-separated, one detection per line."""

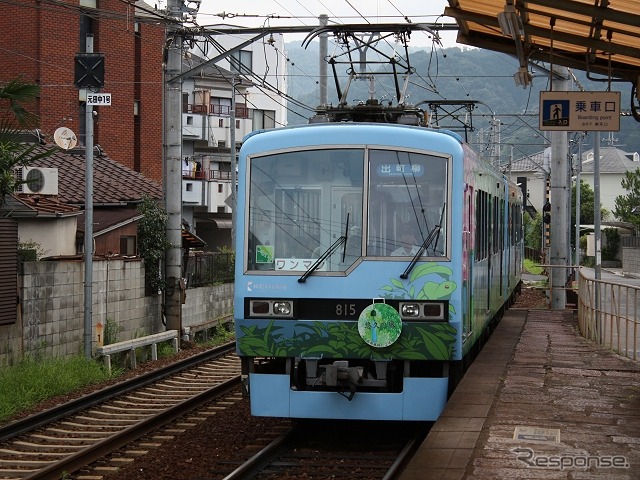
xmin=542 ymin=99 xmax=570 ymax=127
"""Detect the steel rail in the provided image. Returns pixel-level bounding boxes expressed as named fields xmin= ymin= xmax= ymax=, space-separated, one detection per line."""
xmin=22 ymin=376 xmax=241 ymax=480
xmin=0 ymin=341 xmax=235 ymax=442
xmin=382 ymin=430 xmax=426 ymax=480
xmin=221 ymin=427 xmax=297 ymax=480
xmin=220 ymin=424 xmax=426 ymax=480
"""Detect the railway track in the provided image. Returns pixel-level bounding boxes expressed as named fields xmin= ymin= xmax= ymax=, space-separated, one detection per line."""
xmin=0 ymin=342 xmax=241 ymax=480
xmin=209 ymin=420 xmax=428 ymax=480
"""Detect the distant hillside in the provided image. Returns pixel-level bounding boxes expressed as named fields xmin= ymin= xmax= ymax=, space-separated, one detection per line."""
xmin=284 ymin=41 xmax=640 ymax=159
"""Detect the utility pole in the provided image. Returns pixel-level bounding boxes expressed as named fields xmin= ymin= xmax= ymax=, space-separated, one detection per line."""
xmin=594 ymin=133 xmax=602 ymax=340
xmin=319 ymin=14 xmax=328 ymax=106
xmin=549 ymin=65 xmax=570 ymax=309
xmin=574 ymin=136 xmax=582 ymax=269
xmin=230 ymin=75 xmax=237 ymax=248
xmin=164 ymin=0 xmax=184 ymax=335
xmin=490 ymin=116 xmax=501 ymax=167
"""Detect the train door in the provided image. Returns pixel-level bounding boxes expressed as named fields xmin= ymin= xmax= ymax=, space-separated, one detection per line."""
xmin=486 ymin=193 xmax=492 ymax=312
xmin=499 ymin=195 xmax=504 ymax=297
xmin=462 ymin=185 xmax=473 ymax=343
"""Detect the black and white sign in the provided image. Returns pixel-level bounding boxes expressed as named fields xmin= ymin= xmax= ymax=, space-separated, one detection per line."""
xmin=86 ymin=93 xmax=112 ymax=106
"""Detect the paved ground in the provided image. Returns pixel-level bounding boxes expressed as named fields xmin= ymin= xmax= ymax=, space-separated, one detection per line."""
xmin=399 ymin=307 xmax=640 ymax=480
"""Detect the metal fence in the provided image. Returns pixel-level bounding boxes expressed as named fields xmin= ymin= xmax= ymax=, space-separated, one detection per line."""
xmin=578 ymin=269 xmax=639 ymax=361
xmin=185 ymin=252 xmax=234 ymax=288
xmin=524 ymin=247 xmax=542 ymax=262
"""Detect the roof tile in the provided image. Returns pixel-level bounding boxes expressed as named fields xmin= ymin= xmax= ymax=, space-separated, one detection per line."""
xmin=28 ymin=145 xmax=162 ymax=206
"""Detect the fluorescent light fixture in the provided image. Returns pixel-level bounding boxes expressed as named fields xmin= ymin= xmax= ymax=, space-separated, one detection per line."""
xmin=514 ymin=67 xmax=533 ymax=88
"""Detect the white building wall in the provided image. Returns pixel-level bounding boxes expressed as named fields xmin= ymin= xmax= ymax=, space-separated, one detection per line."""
xmin=209 ymin=181 xmax=232 ymax=214
xmin=213 ymin=32 xmax=288 ymax=128
xmin=578 ymin=173 xmax=623 ymax=218
xmin=518 ymin=174 xmax=546 ymax=213
xmin=516 ymin=171 xmax=624 ymax=219
xmin=183 ymin=178 xmax=204 ymax=204
xmin=18 ymin=217 xmax=78 ymax=257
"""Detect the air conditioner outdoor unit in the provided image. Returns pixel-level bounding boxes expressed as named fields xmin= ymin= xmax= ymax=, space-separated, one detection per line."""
xmin=17 ymin=167 xmax=59 ymax=195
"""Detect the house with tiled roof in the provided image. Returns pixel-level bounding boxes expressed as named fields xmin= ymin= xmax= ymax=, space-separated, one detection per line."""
xmin=11 ymin=142 xmax=164 ymax=258
xmin=11 ymin=195 xmax=80 ymax=257
xmin=508 ymin=146 xmax=640 ymax=219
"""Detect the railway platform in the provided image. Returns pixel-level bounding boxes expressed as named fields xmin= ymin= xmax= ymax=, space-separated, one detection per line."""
xmin=399 ymin=307 xmax=640 ymax=480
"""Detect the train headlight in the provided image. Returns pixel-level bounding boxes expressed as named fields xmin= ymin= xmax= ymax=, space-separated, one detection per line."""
xmin=423 ymin=303 xmax=445 ymax=319
xmin=399 ymin=301 xmax=447 ymax=321
xmin=273 ymin=301 xmax=292 ymax=316
xmin=401 ymin=303 xmax=420 ymax=317
xmin=248 ymin=299 xmax=295 ymax=318
xmin=251 ymin=301 xmax=270 ymax=315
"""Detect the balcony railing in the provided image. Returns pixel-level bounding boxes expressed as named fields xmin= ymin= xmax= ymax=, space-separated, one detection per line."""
xmin=209 ymin=170 xmax=231 ymax=181
xmin=182 ymin=170 xmax=231 ymax=180
xmin=184 ymin=103 xmax=249 ymax=118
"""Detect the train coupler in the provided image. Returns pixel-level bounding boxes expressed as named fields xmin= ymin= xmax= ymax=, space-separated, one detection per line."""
xmin=324 ymin=360 xmax=363 ymax=387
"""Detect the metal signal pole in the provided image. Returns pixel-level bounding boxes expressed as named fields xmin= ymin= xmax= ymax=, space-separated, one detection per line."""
xmin=83 ymin=34 xmax=94 ymax=359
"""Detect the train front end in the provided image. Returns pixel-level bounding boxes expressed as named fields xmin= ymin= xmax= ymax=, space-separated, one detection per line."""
xmin=234 ymin=123 xmax=465 ymax=421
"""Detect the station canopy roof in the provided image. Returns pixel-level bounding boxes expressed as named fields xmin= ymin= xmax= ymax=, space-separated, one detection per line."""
xmin=444 ymin=0 xmax=640 ymax=85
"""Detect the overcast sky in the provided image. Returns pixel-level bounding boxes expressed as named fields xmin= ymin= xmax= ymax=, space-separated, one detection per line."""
xmin=163 ymin=0 xmax=460 ymax=48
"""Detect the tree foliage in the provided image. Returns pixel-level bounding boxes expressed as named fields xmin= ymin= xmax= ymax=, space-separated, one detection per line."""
xmin=571 ymin=180 xmax=595 ymax=226
xmin=524 ymin=211 xmax=542 ymax=251
xmin=613 ymin=168 xmax=640 ymax=232
xmin=137 ymin=195 xmax=171 ymax=293
xmin=602 ymin=227 xmax=620 ymax=261
xmin=0 ymin=77 xmax=56 ymax=211
xmin=569 ymin=180 xmax=598 ymax=248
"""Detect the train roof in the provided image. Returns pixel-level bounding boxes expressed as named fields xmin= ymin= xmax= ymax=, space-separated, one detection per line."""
xmin=242 ymin=122 xmax=464 ymax=145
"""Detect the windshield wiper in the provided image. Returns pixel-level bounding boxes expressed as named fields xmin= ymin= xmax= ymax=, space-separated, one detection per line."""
xmin=298 ymin=214 xmax=350 ymax=283
xmin=400 ymin=204 xmax=445 ymax=279
xmin=400 ymin=225 xmax=440 ymax=279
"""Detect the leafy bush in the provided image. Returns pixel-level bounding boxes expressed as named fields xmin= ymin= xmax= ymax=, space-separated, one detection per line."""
xmin=17 ymin=240 xmax=47 ymax=261
xmin=137 ymin=195 xmax=171 ymax=294
xmin=601 ymin=228 xmax=620 ymax=261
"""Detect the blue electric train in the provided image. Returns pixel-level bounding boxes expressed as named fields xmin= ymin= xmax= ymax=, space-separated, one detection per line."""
xmin=233 ymin=112 xmax=523 ymax=421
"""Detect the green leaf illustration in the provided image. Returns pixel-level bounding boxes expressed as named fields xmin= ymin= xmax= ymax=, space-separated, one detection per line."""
xmin=409 ymin=263 xmax=453 ymax=283
xmin=418 ymin=280 xmax=457 ymax=300
xmin=416 ymin=327 xmax=451 ymax=359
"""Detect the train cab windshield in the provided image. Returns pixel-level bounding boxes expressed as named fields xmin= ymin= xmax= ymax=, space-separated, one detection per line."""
xmin=246 ymin=147 xmax=449 ymax=273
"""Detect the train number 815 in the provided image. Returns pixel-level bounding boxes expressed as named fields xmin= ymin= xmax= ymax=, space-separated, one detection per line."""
xmin=336 ymin=303 xmax=357 ymax=316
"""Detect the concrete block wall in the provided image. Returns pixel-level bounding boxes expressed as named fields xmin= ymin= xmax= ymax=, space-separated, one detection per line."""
xmin=0 ymin=258 xmax=234 ymax=366
xmin=16 ymin=259 xmax=160 ymax=362
xmin=0 ymin=322 xmax=22 ymax=369
xmin=623 ymin=246 xmax=640 ymax=276
xmin=93 ymin=259 xmax=161 ymax=342
xmin=621 ymin=236 xmax=640 ymax=276
xmin=182 ymin=283 xmax=234 ymax=331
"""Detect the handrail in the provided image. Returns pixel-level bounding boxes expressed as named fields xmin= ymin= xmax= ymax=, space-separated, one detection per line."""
xmin=578 ymin=268 xmax=639 ymax=361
